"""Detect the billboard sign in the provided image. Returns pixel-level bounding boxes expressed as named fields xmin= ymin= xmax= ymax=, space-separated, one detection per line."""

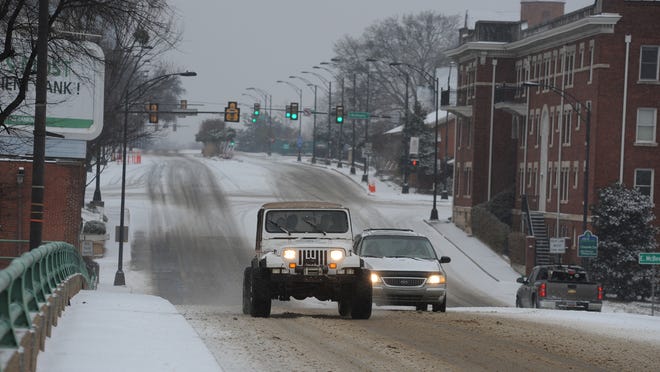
xmin=1 ymin=41 xmax=105 ymax=140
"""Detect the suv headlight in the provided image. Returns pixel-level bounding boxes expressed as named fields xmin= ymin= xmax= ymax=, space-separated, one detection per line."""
xmin=329 ymin=249 xmax=345 ymax=261
xmin=427 ymin=274 xmax=446 ymax=284
xmin=283 ymin=249 xmax=296 ymax=260
xmin=370 ymin=273 xmax=380 ymax=283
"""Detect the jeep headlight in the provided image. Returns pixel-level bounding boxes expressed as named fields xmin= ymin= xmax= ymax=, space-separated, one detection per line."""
xmin=427 ymin=274 xmax=446 ymax=284
xmin=330 ymin=249 xmax=345 ymax=261
xmin=370 ymin=273 xmax=381 ymax=283
xmin=283 ymin=249 xmax=296 ymax=260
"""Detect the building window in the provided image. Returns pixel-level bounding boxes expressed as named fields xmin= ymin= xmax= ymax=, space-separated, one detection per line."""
xmin=564 ymin=51 xmax=575 ymax=87
xmin=588 ymin=40 xmax=595 ymax=83
xmin=636 ymin=108 xmax=657 ymax=143
xmin=519 ymin=164 xmax=525 ymax=196
xmin=547 ymin=164 xmax=553 ymax=202
xmin=549 ymin=109 xmax=555 ymax=148
xmin=544 ymin=55 xmax=551 ymax=88
xmin=640 ymin=46 xmax=659 ymax=81
xmin=466 ymin=119 xmax=473 ymax=148
xmin=456 ymin=162 xmax=462 ymax=197
xmin=535 ymin=112 xmax=541 ymax=147
xmin=552 ymin=163 xmax=558 ymax=189
xmin=560 ymin=165 xmax=569 ymax=203
xmin=464 ymin=165 xmax=472 ymax=197
xmin=634 ymin=169 xmax=654 ymax=199
xmin=527 ymin=164 xmax=532 ymax=188
xmin=579 ymin=43 xmax=585 ymax=68
xmin=573 ymin=161 xmax=579 ymax=189
xmin=562 ymin=108 xmax=572 ymax=146
xmin=533 ymin=163 xmax=539 ymax=196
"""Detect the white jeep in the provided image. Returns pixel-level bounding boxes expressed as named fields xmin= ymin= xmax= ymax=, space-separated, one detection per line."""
xmin=242 ymin=201 xmax=372 ymax=319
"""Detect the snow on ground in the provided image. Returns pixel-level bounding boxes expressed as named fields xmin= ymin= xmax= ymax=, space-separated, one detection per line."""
xmin=38 ymin=150 xmax=660 ymax=372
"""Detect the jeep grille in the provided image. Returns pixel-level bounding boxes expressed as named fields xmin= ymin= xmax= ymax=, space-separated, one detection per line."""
xmin=297 ymin=249 xmax=328 ymax=266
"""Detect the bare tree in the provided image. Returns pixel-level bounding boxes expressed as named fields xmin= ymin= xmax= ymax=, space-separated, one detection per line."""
xmin=333 ymin=11 xmax=461 ymax=114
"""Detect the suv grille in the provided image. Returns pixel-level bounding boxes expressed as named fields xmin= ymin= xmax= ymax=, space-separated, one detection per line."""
xmin=297 ymin=249 xmax=328 ymax=266
xmin=383 ymin=277 xmax=426 ymax=287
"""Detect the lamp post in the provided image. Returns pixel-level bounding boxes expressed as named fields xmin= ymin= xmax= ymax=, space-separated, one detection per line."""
xmin=276 ymin=80 xmax=303 ymax=161
xmin=247 ymin=87 xmax=272 ymax=156
xmin=362 ymin=58 xmax=378 ymax=183
xmin=388 ymin=63 xmax=412 ymax=194
xmin=114 ymin=71 xmax=196 ymax=286
xmin=303 ymin=70 xmax=332 ymax=164
xmin=522 ymin=81 xmax=592 ymax=232
xmin=350 ymin=73 xmax=357 ymax=175
xmin=390 ymin=62 xmax=440 ymax=219
xmin=291 ymin=75 xmax=323 ymax=164
xmin=316 ymin=63 xmax=346 ymax=167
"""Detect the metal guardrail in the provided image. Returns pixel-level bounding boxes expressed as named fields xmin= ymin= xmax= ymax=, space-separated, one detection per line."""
xmin=0 ymin=242 xmax=95 ymax=349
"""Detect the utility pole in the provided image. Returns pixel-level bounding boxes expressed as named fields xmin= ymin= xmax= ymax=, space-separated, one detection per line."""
xmin=29 ymin=0 xmax=50 ymax=250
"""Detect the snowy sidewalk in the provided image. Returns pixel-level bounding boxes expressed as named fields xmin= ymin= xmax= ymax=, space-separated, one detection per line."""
xmin=36 ymin=289 xmax=221 ymax=372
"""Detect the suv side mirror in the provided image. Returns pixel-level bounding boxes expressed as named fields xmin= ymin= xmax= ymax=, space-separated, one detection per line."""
xmin=516 ymin=276 xmax=527 ymax=284
xmin=439 ymin=256 xmax=451 ymax=264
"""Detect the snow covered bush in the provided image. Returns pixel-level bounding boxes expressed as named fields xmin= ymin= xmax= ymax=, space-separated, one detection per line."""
xmin=589 ymin=183 xmax=658 ymax=301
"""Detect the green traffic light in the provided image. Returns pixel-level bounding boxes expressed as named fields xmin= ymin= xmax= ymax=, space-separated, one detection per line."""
xmin=254 ymin=110 xmax=260 ymax=116
xmin=337 ymin=117 xmax=343 ymax=123
xmin=251 ymin=117 xmax=257 ymax=123
xmin=291 ymin=113 xmax=298 ymax=120
xmin=286 ymin=112 xmax=291 ymax=118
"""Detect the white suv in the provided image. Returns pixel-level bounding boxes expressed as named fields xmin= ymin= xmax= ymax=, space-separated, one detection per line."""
xmin=353 ymin=228 xmax=451 ymax=312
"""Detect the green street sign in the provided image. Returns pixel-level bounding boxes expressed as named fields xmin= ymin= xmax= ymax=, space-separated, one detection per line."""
xmin=578 ymin=230 xmax=598 ymax=258
xmin=348 ymin=111 xmax=370 ymax=119
xmin=639 ymin=252 xmax=660 ymax=265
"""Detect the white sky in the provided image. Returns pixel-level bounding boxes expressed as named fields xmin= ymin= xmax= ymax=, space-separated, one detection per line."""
xmin=36 ymin=150 xmax=660 ymax=371
xmin=162 ymin=0 xmax=593 ymax=143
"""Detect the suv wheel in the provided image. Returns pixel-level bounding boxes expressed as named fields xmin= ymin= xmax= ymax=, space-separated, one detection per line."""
xmin=432 ymin=298 xmax=446 ymax=312
xmin=350 ymin=270 xmax=373 ymax=319
xmin=250 ymin=267 xmax=271 ymax=318
xmin=415 ymin=303 xmax=427 ymax=311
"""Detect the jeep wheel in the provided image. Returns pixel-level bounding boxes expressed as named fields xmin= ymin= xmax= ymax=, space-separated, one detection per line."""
xmin=250 ymin=267 xmax=271 ymax=318
xmin=432 ymin=298 xmax=446 ymax=312
xmin=350 ymin=270 xmax=372 ymax=319
xmin=242 ymin=267 xmax=251 ymax=315
xmin=338 ymin=300 xmax=351 ymax=317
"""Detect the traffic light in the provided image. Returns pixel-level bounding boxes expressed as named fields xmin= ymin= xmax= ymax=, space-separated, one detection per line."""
xmin=253 ymin=103 xmax=260 ymax=116
xmin=251 ymin=114 xmax=257 ymax=123
xmin=148 ymin=103 xmax=158 ymax=124
xmin=285 ymin=105 xmax=291 ymax=119
xmin=290 ymin=102 xmax=299 ymax=120
xmin=409 ymin=158 xmax=419 ymax=171
xmin=224 ymin=101 xmax=240 ymax=122
xmin=335 ymin=105 xmax=344 ymax=124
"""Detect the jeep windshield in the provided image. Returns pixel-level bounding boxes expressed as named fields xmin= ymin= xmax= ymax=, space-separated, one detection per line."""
xmin=265 ymin=210 xmax=349 ymax=234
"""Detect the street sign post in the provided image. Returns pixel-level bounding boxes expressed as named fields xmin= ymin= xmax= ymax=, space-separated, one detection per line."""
xmin=639 ymin=252 xmax=660 ymax=316
xmin=578 ymin=230 xmax=598 ymax=258
xmin=549 ymin=237 xmax=566 ymax=254
xmin=639 ymin=252 xmax=660 ymax=265
xmin=348 ymin=111 xmax=370 ymax=120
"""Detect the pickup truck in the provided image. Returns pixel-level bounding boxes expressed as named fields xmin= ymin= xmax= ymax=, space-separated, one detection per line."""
xmin=515 ymin=265 xmax=603 ymax=311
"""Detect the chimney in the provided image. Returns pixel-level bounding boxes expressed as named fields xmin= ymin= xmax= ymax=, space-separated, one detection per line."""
xmin=521 ymin=0 xmax=565 ymax=28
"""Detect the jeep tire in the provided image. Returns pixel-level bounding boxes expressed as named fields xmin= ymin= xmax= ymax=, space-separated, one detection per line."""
xmin=432 ymin=298 xmax=446 ymax=312
xmin=249 ymin=267 xmax=271 ymax=318
xmin=242 ymin=267 xmax=251 ymax=315
xmin=350 ymin=270 xmax=372 ymax=319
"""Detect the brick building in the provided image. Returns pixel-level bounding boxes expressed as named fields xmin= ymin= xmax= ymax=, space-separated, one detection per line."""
xmin=444 ymin=0 xmax=660 ymax=265
xmin=0 ymin=160 xmax=86 ymax=258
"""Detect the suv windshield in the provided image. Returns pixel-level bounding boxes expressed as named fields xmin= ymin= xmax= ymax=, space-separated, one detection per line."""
xmin=265 ymin=210 xmax=349 ymax=234
xmin=360 ymin=236 xmax=437 ymax=260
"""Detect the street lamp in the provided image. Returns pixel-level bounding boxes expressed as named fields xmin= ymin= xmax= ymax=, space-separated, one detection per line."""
xmin=390 ymin=62 xmax=440 ymax=219
xmin=521 ymin=81 xmax=592 ymax=233
xmin=291 ymin=75 xmax=322 ymax=164
xmin=316 ymin=64 xmax=346 ymax=168
xmin=362 ymin=58 xmax=378 ymax=183
xmin=247 ymin=87 xmax=273 ymax=156
xmin=388 ymin=62 xmax=411 ymax=194
xmin=276 ymin=80 xmax=304 ymax=161
xmin=114 ymin=70 xmax=196 ymax=286
xmin=303 ymin=70 xmax=332 ymax=165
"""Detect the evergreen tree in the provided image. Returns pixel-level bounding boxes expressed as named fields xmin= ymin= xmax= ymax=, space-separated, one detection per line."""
xmin=589 ymin=183 xmax=658 ymax=301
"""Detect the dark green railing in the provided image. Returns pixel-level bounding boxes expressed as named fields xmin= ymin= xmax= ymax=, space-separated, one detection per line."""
xmin=0 ymin=242 xmax=95 ymax=348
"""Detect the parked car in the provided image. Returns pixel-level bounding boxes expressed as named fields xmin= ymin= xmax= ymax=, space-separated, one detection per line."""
xmin=516 ymin=265 xmax=603 ymax=311
xmin=353 ymin=228 xmax=451 ymax=312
